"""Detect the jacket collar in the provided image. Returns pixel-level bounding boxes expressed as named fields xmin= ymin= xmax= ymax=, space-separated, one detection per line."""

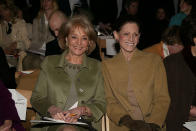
xmin=56 ymin=50 xmax=89 ymax=69
xmin=114 ymin=48 xmax=141 ymax=63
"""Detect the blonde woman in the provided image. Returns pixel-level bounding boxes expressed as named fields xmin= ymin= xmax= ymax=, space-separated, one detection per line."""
xmin=31 ymin=15 xmax=106 ymax=131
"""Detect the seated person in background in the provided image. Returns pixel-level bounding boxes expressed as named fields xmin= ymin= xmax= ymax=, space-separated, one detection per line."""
xmin=119 ymin=0 xmax=139 ymax=18
xmin=102 ymin=16 xmax=170 ymax=131
xmin=143 ymin=25 xmax=184 ymax=59
xmin=164 ymin=15 xmax=196 ymax=131
xmin=30 ymin=15 xmax=106 ymax=131
xmin=150 ymin=7 xmax=169 ymax=45
xmin=0 ymin=80 xmax=25 ymax=131
xmin=46 ymin=10 xmax=101 ymax=61
xmin=169 ymin=0 xmax=192 ymax=27
xmin=45 ymin=10 xmax=68 ymax=56
xmin=72 ymin=8 xmax=101 ymax=61
xmin=0 ymin=0 xmax=30 ymax=68
xmin=0 ymin=46 xmax=17 ymax=89
xmin=23 ymin=0 xmax=58 ymax=70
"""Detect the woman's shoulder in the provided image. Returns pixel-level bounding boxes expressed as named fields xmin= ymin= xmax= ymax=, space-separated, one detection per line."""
xmin=138 ymin=50 xmax=162 ymax=61
xmin=86 ymin=57 xmax=101 ymax=68
xmin=41 ymin=55 xmax=61 ymax=67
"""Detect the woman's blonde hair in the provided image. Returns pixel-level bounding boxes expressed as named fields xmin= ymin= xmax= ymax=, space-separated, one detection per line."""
xmin=60 ymin=15 xmax=97 ymax=55
xmin=37 ymin=0 xmax=58 ymax=19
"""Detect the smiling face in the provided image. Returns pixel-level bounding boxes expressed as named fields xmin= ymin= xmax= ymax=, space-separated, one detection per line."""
xmin=66 ymin=27 xmax=89 ymax=57
xmin=114 ymin=22 xmax=140 ymax=55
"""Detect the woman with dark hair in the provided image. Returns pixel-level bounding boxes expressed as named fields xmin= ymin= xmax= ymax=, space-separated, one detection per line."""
xmin=102 ymin=15 xmax=170 ymax=131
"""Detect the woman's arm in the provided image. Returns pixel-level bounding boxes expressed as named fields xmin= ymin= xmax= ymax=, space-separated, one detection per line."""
xmin=102 ymin=62 xmax=128 ymax=125
xmin=30 ymin=68 xmax=50 ymax=116
xmin=146 ymin=57 xmax=171 ymax=127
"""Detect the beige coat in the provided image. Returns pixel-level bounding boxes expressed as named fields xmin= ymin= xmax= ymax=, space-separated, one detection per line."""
xmin=102 ymin=49 xmax=170 ymax=131
xmin=0 ymin=19 xmax=30 ymax=50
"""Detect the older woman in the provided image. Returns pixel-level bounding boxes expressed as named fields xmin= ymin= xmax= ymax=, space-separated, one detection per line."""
xmin=30 ymin=15 xmax=106 ymax=131
xmin=102 ymin=16 xmax=170 ymax=131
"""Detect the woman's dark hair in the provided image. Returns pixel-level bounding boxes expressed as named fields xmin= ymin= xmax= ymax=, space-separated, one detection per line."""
xmin=112 ymin=15 xmax=141 ymax=32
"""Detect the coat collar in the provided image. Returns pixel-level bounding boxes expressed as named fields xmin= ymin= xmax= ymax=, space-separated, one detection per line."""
xmin=56 ymin=50 xmax=89 ymax=69
xmin=114 ymin=48 xmax=142 ymax=64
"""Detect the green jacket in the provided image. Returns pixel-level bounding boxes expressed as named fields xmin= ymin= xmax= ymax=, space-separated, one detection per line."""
xmin=30 ymin=51 xmax=106 ymax=130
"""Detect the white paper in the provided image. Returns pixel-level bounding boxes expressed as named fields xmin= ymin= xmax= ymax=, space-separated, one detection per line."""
xmin=98 ymin=36 xmax=113 ymax=39
xmin=27 ymin=48 xmax=45 ymax=56
xmin=106 ymin=38 xmax=117 ymax=56
xmin=8 ymin=89 xmax=27 ymax=120
xmin=183 ymin=121 xmax=196 ymax=131
xmin=69 ymin=101 xmax=78 ymax=110
xmin=21 ymin=70 xmax=34 ymax=74
xmin=30 ymin=117 xmax=87 ymax=125
xmin=40 ymin=43 xmax=46 ymax=50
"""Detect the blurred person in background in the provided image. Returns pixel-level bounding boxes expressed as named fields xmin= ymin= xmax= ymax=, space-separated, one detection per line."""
xmin=23 ymin=0 xmax=58 ymax=70
xmin=149 ymin=7 xmax=169 ymax=45
xmin=0 ymin=0 xmax=30 ymax=69
xmin=144 ymin=25 xmax=183 ymax=59
xmin=119 ymin=0 xmax=139 ymax=18
xmin=169 ymin=0 xmax=192 ymax=26
xmin=45 ymin=10 xmax=68 ymax=56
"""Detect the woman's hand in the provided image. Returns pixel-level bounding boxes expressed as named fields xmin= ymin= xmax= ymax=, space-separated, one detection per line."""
xmin=47 ymin=105 xmax=63 ymax=118
xmin=54 ymin=106 xmax=91 ymax=123
xmin=0 ymin=120 xmax=14 ymax=131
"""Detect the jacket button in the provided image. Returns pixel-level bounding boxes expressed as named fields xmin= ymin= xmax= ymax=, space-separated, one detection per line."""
xmin=79 ymin=88 xmax=84 ymax=93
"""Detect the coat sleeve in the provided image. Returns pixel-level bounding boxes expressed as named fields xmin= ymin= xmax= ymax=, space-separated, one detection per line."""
xmin=145 ymin=57 xmax=170 ymax=127
xmin=81 ymin=63 xmax=106 ymax=122
xmin=102 ymin=62 xmax=128 ymax=125
xmin=30 ymin=59 xmax=50 ymax=116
